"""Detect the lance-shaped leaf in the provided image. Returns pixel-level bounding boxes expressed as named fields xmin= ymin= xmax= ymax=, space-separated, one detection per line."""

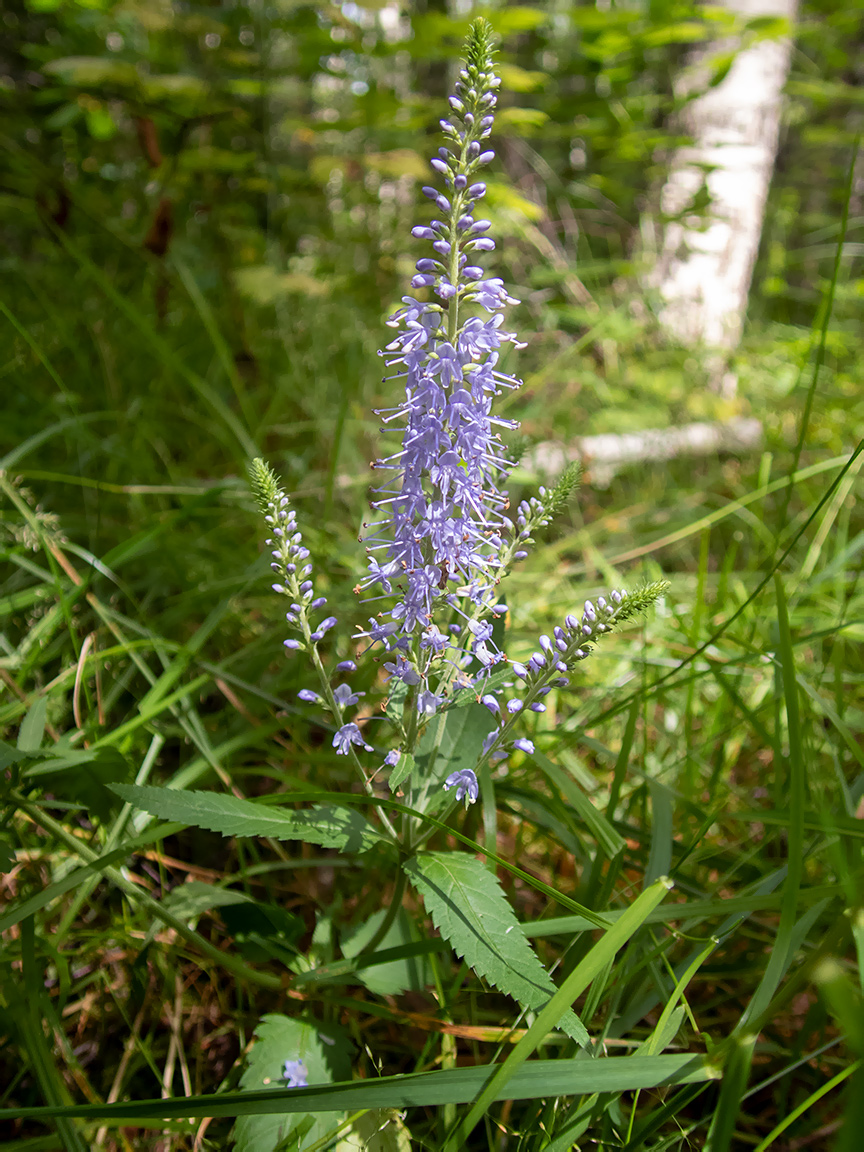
xmin=404 ymin=852 xmax=588 ymax=1044
xmin=112 ymin=784 xmax=384 ymax=853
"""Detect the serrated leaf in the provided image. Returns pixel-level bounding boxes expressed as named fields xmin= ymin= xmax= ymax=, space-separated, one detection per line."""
xmin=112 ymin=785 xmax=384 ymax=853
xmin=233 ymin=1015 xmax=353 ymax=1152
xmin=404 ymin=853 xmax=588 ymax=1045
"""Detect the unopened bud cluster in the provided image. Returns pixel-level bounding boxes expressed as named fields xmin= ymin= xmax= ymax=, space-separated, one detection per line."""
xmin=475 ymin=584 xmax=668 ymax=767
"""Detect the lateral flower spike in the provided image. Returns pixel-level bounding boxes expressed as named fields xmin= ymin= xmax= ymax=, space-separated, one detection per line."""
xmin=249 ymin=457 xmax=336 ymax=654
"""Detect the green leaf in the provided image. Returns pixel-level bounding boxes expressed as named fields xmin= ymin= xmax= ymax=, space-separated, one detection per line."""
xmin=219 ymin=901 xmax=304 ymax=964
xmin=0 ymin=841 xmax=15 ymax=872
xmin=0 ymin=1054 xmax=715 ymax=1123
xmin=17 ymin=696 xmax=47 ymax=752
xmin=387 ymin=751 xmax=415 ymax=793
xmin=0 ymin=740 xmax=29 ymax=772
xmin=404 ymin=852 xmax=588 ymax=1044
xmin=233 ymin=1015 xmax=353 ymax=1152
xmin=162 ymin=880 xmax=255 ymax=924
xmin=414 ymin=704 xmax=496 ymax=784
xmin=444 ymin=878 xmax=676 ymax=1149
xmin=335 ymin=1109 xmax=412 ymax=1151
xmin=112 ymin=785 xmax=385 ymax=853
xmin=341 ymin=908 xmax=432 ymax=997
xmin=384 ymin=678 xmax=410 ymax=724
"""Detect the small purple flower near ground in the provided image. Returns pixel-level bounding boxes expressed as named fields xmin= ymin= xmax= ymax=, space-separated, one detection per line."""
xmin=282 ymin=1059 xmax=308 ymax=1088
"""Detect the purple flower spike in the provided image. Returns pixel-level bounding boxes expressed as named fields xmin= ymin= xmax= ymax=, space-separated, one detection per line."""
xmin=336 ymin=660 xmax=357 ymax=672
xmin=513 ymin=738 xmax=535 ymax=755
xmin=444 ymin=768 xmax=479 ymax=805
xmin=384 ymin=749 xmax=401 ymax=767
xmin=360 ymin=18 xmax=524 ymax=647
xmin=480 ymin=694 xmax=500 ymax=714
xmin=333 ymin=723 xmax=373 ymax=755
xmin=298 ymin=689 xmax=321 ymax=703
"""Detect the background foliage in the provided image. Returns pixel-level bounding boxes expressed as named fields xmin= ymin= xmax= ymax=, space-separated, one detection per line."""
xmin=2 ymin=0 xmax=864 ymax=1149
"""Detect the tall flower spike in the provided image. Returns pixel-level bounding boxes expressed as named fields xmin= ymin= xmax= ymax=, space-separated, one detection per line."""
xmin=361 ymin=18 xmax=523 ymax=643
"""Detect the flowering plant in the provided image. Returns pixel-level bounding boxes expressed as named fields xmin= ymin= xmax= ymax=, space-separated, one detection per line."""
xmin=124 ymin=21 xmax=668 ymax=1146
xmin=250 ymin=19 xmax=665 ymax=835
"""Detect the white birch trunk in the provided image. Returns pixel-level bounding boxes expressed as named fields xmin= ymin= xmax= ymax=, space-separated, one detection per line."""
xmin=528 ymin=417 xmax=764 ymax=487
xmin=649 ymin=0 xmax=798 ymax=384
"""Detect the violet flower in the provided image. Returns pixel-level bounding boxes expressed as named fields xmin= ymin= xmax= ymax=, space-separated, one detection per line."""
xmin=444 ymin=768 xmax=479 ymax=805
xmin=333 ymin=723 xmax=374 ymax=756
xmin=360 ymin=19 xmax=523 ymax=647
xmin=282 ymin=1059 xmax=308 ymax=1088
